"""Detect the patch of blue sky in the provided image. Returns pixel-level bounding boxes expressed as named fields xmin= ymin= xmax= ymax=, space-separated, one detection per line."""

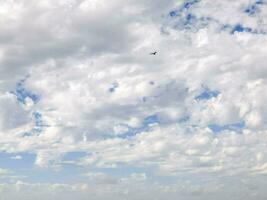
xmin=182 ymin=0 xmax=201 ymax=10
xmin=21 ymin=112 xmax=48 ymax=137
xmin=221 ymin=23 xmax=265 ymax=35
xmin=114 ymin=115 xmax=159 ymax=139
xmin=245 ymin=5 xmax=258 ymax=15
xmin=256 ymin=0 xmax=265 ymax=4
xmin=0 ymin=152 xmax=35 ymax=170
xmin=169 ymin=0 xmax=200 ymax=18
xmin=231 ymin=24 xmax=253 ymax=34
xmin=0 ymin=151 xmax=88 ymax=183
xmin=166 ymin=1 xmax=266 ymax=35
xmin=10 ymin=79 xmax=39 ymax=105
xmin=32 ymin=112 xmax=49 ymax=132
xmin=208 ymin=121 xmax=245 ymax=133
xmin=170 ymin=13 xmax=212 ymax=32
xmin=93 ymin=164 xmax=153 ymax=178
xmin=195 ymin=89 xmax=219 ymax=101
xmin=169 ymin=10 xmax=179 ymax=17
xmin=63 ymin=151 xmax=88 ymax=161
xmin=176 ymin=16 xmax=264 ymax=35
xmin=22 ymin=163 xmax=86 ymax=184
xmin=184 ymin=13 xmax=197 ymax=25
xmin=244 ymin=0 xmax=265 ymax=15
xmin=143 ymin=115 xmax=158 ymax=125
xmin=33 ymin=112 xmax=42 ymax=130
xmin=21 ymin=132 xmax=33 ymax=137
xmin=0 ymin=152 xmax=86 ymax=183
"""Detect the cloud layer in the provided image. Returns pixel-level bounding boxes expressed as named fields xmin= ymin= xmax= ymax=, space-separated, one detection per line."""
xmin=1 ymin=0 xmax=267 ymax=199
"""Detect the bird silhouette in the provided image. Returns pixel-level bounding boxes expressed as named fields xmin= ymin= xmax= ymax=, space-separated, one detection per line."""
xmin=150 ymin=51 xmax=157 ymax=55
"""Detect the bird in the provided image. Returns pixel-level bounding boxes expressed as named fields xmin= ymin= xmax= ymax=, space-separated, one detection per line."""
xmin=150 ymin=51 xmax=157 ymax=55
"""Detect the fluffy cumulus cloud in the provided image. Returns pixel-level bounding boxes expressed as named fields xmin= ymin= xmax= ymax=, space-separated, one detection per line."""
xmin=1 ymin=0 xmax=267 ymax=199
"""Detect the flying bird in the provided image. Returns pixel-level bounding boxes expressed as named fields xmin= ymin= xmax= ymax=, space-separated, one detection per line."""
xmin=150 ymin=51 xmax=157 ymax=55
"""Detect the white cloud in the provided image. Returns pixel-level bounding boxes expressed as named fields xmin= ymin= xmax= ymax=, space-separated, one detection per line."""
xmin=0 ymin=0 xmax=267 ymax=199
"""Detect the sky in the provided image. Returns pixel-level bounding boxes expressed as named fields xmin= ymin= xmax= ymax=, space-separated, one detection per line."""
xmin=0 ymin=0 xmax=267 ymax=199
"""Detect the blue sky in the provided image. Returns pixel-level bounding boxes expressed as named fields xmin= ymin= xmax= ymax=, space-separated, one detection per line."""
xmin=0 ymin=0 xmax=267 ymax=199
